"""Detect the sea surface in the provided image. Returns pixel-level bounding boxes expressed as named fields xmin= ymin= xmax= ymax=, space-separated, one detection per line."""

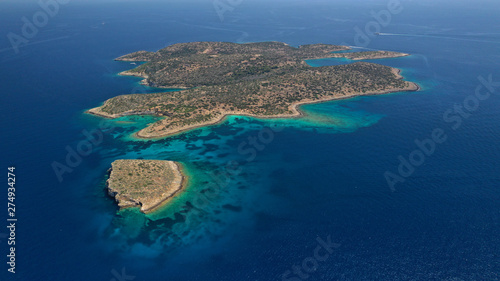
xmin=1 ymin=0 xmax=499 ymax=280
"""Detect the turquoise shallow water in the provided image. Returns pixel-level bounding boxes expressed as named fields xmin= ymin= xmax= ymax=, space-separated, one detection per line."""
xmin=1 ymin=0 xmax=500 ymax=280
xmin=82 ymin=98 xmax=389 ymax=255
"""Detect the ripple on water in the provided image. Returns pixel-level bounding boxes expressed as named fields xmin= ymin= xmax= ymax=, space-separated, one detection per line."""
xmin=95 ymin=95 xmax=390 ymax=256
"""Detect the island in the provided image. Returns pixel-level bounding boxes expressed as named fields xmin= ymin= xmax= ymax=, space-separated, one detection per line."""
xmin=88 ymin=41 xmax=418 ymax=139
xmin=329 ymin=50 xmax=410 ymax=60
xmin=106 ymin=159 xmax=186 ymax=213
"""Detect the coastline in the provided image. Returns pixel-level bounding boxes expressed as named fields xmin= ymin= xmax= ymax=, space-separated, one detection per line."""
xmin=107 ymin=160 xmax=188 ymax=214
xmin=89 ymin=45 xmax=420 ymax=140
xmin=350 ymin=53 xmax=410 ymax=60
xmin=140 ymin=162 xmax=188 ymax=214
xmin=118 ymin=70 xmax=150 ymax=87
xmin=327 ymin=53 xmax=410 ymax=61
xmin=132 ymin=79 xmax=420 ymax=139
xmin=86 ymin=107 xmax=116 ymax=119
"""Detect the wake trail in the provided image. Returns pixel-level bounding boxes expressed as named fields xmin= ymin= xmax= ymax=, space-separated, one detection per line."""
xmin=0 ymin=35 xmax=72 ymax=54
xmin=377 ymin=33 xmax=500 ymax=44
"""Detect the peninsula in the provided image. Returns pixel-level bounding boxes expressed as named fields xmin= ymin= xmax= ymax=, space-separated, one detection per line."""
xmin=88 ymin=41 xmax=418 ymax=139
xmin=329 ymin=50 xmax=410 ymax=60
xmin=106 ymin=160 xmax=185 ymax=213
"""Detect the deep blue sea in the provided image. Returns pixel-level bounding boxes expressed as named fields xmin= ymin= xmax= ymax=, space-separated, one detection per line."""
xmin=1 ymin=0 xmax=499 ymax=280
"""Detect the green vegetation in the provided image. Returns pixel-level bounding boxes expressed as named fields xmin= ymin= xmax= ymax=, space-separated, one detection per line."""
xmin=89 ymin=41 xmax=416 ymax=138
xmin=115 ymin=41 xmax=350 ymax=88
xmin=107 ymin=160 xmax=184 ymax=213
xmin=330 ymin=50 xmax=409 ymax=60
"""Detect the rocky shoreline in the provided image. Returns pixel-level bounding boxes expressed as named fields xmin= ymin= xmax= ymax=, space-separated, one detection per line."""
xmin=89 ymin=69 xmax=419 ymax=140
xmin=106 ymin=160 xmax=186 ymax=214
xmin=132 ymin=78 xmax=419 ymax=139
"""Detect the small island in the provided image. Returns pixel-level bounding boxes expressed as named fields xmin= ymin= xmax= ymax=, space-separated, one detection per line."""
xmin=330 ymin=50 xmax=410 ymax=60
xmin=106 ymin=159 xmax=185 ymax=213
xmin=88 ymin=41 xmax=418 ymax=139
